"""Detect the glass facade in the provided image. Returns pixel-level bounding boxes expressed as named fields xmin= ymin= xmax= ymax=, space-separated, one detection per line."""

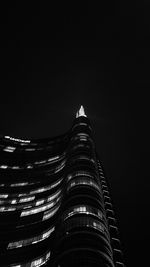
xmin=0 ymin=108 xmax=124 ymax=266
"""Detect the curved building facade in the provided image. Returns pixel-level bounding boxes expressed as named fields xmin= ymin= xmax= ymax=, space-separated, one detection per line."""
xmin=0 ymin=107 xmax=124 ymax=267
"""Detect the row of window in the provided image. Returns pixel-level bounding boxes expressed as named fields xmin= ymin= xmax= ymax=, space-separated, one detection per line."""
xmin=63 ymin=216 xmax=109 ymax=238
xmin=2 ymin=134 xmax=68 ymax=150
xmin=4 ymin=136 xmax=31 ymax=143
xmin=8 ymin=250 xmax=51 ymax=267
xmin=69 ymin=155 xmax=95 ymax=165
xmin=67 ymin=177 xmax=101 ymax=193
xmin=62 ymin=205 xmax=105 ymax=223
xmin=67 ymin=171 xmax=97 ymax=181
xmin=0 ymin=177 xmax=63 ymax=199
xmin=0 ymin=188 xmax=62 ymax=212
xmin=0 ymin=157 xmax=66 ymax=171
xmin=20 ymin=195 xmax=61 ymax=217
xmin=7 ymin=226 xmax=55 ymax=249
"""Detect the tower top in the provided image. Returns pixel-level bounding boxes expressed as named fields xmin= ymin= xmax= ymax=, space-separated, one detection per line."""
xmin=76 ymin=105 xmax=87 ymax=118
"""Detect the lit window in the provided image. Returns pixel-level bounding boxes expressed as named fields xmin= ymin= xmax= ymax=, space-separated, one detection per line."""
xmin=0 ymin=194 xmax=8 ymax=198
xmin=0 ymin=206 xmax=16 ymax=212
xmin=3 ymin=146 xmax=16 ymax=152
xmin=47 ymin=155 xmax=60 ymax=162
xmin=18 ymin=193 xmax=28 ymax=197
xmin=50 ymin=178 xmax=63 ymax=189
xmin=35 ymin=200 xmax=45 ymax=206
xmin=34 ymin=160 xmax=47 ymax=165
xmin=0 ymin=165 xmax=8 ymax=169
xmin=54 ymin=160 xmax=66 ymax=173
xmin=42 ymin=204 xmax=60 ymax=221
xmin=10 ymin=182 xmax=28 ymax=187
xmin=4 ymin=135 xmax=30 ymax=143
xmin=67 ymin=171 xmax=96 ymax=181
xmin=19 ymin=196 xmax=35 ymax=203
xmin=11 ymin=166 xmax=20 ymax=170
xmin=47 ymin=189 xmax=62 ymax=202
xmin=11 ymin=199 xmax=17 ymax=204
xmin=92 ymin=221 xmax=105 ymax=232
xmin=26 ymin=165 xmax=33 ymax=169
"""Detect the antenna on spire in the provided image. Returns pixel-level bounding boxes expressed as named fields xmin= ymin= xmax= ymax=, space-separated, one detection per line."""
xmin=76 ymin=105 xmax=87 ymax=118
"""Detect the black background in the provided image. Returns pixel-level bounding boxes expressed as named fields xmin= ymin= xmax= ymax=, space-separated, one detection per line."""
xmin=0 ymin=1 xmax=149 ymax=266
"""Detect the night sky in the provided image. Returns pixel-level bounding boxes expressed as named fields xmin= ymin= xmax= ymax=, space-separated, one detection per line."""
xmin=0 ymin=2 xmax=149 ymax=266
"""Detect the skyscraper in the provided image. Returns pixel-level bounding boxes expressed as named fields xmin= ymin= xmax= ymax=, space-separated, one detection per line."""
xmin=0 ymin=106 xmax=124 ymax=267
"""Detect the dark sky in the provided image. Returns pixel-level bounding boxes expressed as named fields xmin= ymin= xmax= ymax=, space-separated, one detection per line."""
xmin=0 ymin=1 xmax=149 ymax=266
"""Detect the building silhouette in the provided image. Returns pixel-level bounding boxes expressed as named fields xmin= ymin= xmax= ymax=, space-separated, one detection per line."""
xmin=0 ymin=106 xmax=124 ymax=267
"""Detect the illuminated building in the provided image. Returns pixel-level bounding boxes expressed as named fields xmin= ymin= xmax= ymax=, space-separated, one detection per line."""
xmin=0 ymin=106 xmax=124 ymax=266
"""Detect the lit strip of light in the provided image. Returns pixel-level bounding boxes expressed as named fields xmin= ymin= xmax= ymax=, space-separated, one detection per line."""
xmin=4 ymin=136 xmax=30 ymax=143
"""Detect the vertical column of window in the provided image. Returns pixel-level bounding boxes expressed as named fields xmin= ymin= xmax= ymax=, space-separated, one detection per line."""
xmin=97 ymin=160 xmax=125 ymax=266
xmin=63 ymin=133 xmax=115 ymax=265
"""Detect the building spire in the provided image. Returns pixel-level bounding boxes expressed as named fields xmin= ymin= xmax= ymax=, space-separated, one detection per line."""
xmin=76 ymin=105 xmax=87 ymax=118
